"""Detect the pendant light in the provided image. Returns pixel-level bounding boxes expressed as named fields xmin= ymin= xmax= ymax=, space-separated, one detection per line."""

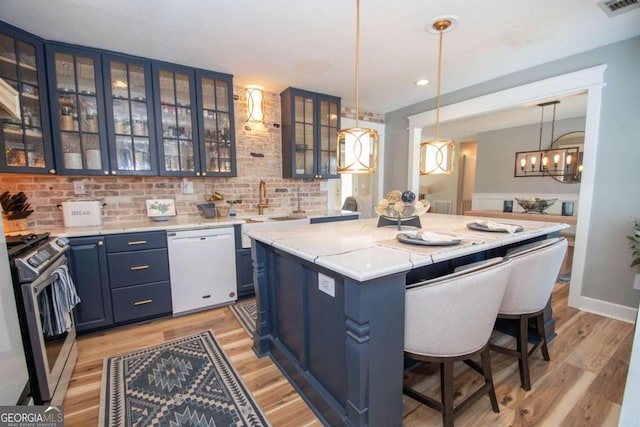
xmin=514 ymin=100 xmax=581 ymax=179
xmin=420 ymin=18 xmax=455 ymax=175
xmin=337 ymin=0 xmax=379 ymax=174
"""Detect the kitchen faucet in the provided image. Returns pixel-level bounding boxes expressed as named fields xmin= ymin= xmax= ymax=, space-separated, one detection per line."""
xmin=258 ymin=180 xmax=268 ymax=214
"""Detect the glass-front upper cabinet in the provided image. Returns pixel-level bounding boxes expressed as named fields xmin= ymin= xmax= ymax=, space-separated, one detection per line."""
xmin=152 ymin=63 xmax=198 ymax=176
xmin=195 ymin=70 xmax=236 ymax=177
xmin=0 ymin=24 xmax=53 ymax=173
xmin=103 ymin=55 xmax=156 ymax=175
xmin=46 ymin=44 xmax=108 ymax=175
xmin=280 ymin=87 xmax=340 ymax=179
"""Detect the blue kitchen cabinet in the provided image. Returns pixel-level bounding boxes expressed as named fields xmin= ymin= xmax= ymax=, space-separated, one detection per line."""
xmin=194 ymin=69 xmax=236 ymax=177
xmin=280 ymin=87 xmax=340 ymax=179
xmin=106 ymin=231 xmax=172 ymax=323
xmin=102 ymin=53 xmax=158 ymax=175
xmin=68 ymin=236 xmax=114 ymax=332
xmin=153 ymin=63 xmax=237 ymax=177
xmin=46 ymin=43 xmax=111 ymax=175
xmin=0 ymin=22 xmax=54 ymax=174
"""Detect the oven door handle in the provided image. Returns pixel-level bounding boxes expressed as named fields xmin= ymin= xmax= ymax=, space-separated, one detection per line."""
xmin=31 ymin=255 xmax=68 ymax=295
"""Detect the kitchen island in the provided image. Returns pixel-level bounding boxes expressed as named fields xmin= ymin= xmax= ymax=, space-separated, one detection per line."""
xmin=245 ymin=213 xmax=568 ymax=427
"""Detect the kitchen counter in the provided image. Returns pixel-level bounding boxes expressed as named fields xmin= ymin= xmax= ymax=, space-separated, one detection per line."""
xmin=22 ymin=209 xmax=357 ymax=238
xmin=247 ymin=213 xmax=567 ymax=426
xmin=245 ymin=212 xmax=567 ymax=282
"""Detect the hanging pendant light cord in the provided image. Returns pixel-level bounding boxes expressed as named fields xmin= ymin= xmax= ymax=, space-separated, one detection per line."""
xmin=435 ymin=27 xmax=444 ymax=142
xmin=355 ymin=0 xmax=360 ymax=128
xmin=538 ymin=105 xmax=545 ymax=151
xmin=550 ymin=102 xmax=557 ymax=143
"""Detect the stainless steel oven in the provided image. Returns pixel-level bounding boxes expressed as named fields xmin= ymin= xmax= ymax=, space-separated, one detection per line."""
xmin=7 ymin=233 xmax=78 ymax=405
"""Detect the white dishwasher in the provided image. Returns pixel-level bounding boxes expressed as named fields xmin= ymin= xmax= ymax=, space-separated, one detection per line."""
xmin=167 ymin=227 xmax=237 ymax=315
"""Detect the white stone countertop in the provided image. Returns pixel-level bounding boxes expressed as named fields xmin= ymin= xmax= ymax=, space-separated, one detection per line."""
xmin=245 ymin=213 xmax=569 ymax=282
xmin=21 ymin=210 xmax=357 ymax=238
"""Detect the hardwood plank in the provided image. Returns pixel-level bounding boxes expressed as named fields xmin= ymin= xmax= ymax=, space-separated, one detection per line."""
xmin=63 ymin=284 xmax=634 ymax=426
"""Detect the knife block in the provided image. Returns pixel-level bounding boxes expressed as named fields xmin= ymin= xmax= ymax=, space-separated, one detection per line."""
xmin=2 ymin=214 xmax=28 ymax=233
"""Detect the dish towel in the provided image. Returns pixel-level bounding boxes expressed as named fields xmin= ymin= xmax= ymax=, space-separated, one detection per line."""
xmin=474 ymin=219 xmax=520 ymax=234
xmin=50 ymin=264 xmax=81 ymax=336
xmin=414 ymin=230 xmax=455 ymax=242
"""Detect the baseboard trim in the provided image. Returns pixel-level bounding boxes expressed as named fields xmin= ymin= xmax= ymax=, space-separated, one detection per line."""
xmin=573 ymin=296 xmax=638 ymax=324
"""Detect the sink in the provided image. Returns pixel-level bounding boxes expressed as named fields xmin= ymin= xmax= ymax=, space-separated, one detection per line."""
xmin=240 ymin=215 xmax=310 ymax=248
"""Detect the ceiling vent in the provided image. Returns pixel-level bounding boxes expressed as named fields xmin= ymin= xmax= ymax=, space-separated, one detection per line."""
xmin=598 ymin=0 xmax=639 ymax=17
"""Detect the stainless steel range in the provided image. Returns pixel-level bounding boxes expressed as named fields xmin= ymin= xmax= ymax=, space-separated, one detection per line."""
xmin=6 ymin=232 xmax=78 ymax=405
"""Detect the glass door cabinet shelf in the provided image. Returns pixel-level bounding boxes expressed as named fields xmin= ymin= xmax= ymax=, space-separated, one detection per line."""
xmin=195 ymin=70 xmax=236 ymax=177
xmin=280 ymin=87 xmax=340 ymax=179
xmin=0 ymin=24 xmax=53 ymax=173
xmin=46 ymin=44 xmax=108 ymax=175
xmin=153 ymin=63 xmax=199 ymax=176
xmin=103 ymin=54 xmax=156 ymax=175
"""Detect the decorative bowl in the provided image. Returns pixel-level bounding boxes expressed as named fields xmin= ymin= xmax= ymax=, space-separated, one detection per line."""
xmin=514 ymin=197 xmax=557 ymax=214
xmin=374 ymin=200 xmax=430 ymax=220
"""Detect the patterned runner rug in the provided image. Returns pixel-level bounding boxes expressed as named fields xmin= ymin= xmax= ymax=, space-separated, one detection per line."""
xmin=229 ymin=300 xmax=257 ymax=337
xmin=99 ymin=330 xmax=269 ymax=426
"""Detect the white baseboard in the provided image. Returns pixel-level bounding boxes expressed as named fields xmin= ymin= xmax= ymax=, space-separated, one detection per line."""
xmin=572 ymin=296 xmax=638 ymax=324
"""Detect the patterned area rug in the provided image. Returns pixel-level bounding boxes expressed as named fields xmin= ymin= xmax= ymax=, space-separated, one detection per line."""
xmin=229 ymin=300 xmax=257 ymax=337
xmin=99 ymin=330 xmax=269 ymax=426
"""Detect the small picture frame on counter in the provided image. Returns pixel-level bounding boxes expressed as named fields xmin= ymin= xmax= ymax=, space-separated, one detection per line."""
xmin=503 ymin=200 xmax=513 ymax=213
xmin=146 ymin=198 xmax=176 ymax=221
xmin=561 ymin=201 xmax=574 ymax=217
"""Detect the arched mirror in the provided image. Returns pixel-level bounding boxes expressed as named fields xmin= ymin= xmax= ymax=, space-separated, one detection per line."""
xmin=549 ymin=131 xmax=584 ymax=183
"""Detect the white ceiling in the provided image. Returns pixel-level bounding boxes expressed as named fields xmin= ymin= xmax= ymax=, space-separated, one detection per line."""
xmin=1 ymin=0 xmax=639 ymax=114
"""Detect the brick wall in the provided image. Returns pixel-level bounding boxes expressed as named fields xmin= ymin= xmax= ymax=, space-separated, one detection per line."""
xmin=0 ymin=87 xmax=328 ymax=228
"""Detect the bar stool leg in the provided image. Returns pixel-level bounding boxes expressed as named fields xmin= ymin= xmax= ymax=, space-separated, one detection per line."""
xmin=517 ymin=315 xmax=532 ymax=391
xmin=441 ymin=360 xmax=455 ymax=427
xmin=536 ymin=312 xmax=550 ymax=361
xmin=481 ymin=347 xmax=499 ymax=412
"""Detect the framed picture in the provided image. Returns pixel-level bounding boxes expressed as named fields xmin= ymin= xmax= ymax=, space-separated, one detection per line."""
xmin=146 ymin=199 xmax=176 ymax=219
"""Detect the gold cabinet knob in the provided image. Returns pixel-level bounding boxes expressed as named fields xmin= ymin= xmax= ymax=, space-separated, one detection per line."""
xmin=111 ymin=170 xmax=117 ymax=175
xmin=97 ymin=240 xmax=104 ymax=246
xmin=196 ymin=172 xmax=201 ymax=176
xmin=48 ymin=169 xmax=56 ymax=174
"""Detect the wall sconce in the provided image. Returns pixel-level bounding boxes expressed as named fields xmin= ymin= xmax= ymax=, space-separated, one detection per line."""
xmin=245 ymin=85 xmax=264 ymax=123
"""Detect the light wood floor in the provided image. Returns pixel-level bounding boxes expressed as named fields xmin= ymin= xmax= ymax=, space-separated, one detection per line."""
xmin=63 ymin=282 xmax=634 ymax=426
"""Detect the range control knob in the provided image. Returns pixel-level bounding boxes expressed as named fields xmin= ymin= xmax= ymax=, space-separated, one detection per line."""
xmin=56 ymin=237 xmax=70 ymax=247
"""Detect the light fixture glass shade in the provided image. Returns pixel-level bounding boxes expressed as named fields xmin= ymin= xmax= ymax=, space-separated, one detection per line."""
xmin=419 ymin=139 xmax=455 ymax=175
xmin=337 ymin=127 xmax=378 ymax=173
xmin=245 ymin=85 xmax=264 ymax=123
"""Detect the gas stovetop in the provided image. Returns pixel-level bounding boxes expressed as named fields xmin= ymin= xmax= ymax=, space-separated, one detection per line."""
xmin=5 ymin=233 xmax=71 ymax=283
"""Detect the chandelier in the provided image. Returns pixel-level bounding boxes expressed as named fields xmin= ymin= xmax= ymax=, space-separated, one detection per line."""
xmin=514 ymin=101 xmax=582 ymax=179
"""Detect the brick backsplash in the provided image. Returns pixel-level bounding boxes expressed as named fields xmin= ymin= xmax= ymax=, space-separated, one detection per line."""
xmin=0 ymin=87 xmax=328 ymax=228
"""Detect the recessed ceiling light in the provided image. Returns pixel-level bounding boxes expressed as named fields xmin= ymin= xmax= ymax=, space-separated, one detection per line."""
xmin=415 ymin=79 xmax=430 ymax=86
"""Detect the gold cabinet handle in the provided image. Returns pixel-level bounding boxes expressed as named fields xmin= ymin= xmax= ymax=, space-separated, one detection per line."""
xmin=130 ymin=265 xmax=149 ymax=271
xmin=128 ymin=240 xmax=147 ymax=245
xmin=97 ymin=241 xmax=104 ymax=246
xmin=134 ymin=299 xmax=152 ymax=306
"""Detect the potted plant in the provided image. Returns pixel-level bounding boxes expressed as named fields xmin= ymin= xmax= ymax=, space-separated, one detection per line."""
xmin=628 ymin=220 xmax=640 ymax=267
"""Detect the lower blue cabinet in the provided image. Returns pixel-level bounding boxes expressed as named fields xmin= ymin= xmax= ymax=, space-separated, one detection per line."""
xmin=111 ymin=281 xmax=172 ymax=323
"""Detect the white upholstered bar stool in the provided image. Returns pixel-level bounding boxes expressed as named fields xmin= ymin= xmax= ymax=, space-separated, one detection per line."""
xmin=490 ymin=237 xmax=568 ymax=391
xmin=404 ymin=257 xmax=512 ymax=427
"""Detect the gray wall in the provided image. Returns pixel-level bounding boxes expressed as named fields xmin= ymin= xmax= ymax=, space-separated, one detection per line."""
xmin=384 ymin=36 xmax=640 ymax=309
xmin=475 ymin=117 xmax=585 ymax=194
